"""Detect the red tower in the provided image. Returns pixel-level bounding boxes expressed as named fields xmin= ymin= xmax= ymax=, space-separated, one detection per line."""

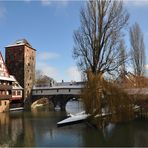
xmin=5 ymin=39 xmax=36 ymax=102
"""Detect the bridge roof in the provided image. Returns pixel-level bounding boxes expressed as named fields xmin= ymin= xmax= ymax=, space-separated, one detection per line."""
xmin=33 ymin=85 xmax=83 ymax=90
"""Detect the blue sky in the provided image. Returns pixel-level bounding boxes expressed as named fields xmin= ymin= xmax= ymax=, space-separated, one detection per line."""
xmin=0 ymin=0 xmax=148 ymax=82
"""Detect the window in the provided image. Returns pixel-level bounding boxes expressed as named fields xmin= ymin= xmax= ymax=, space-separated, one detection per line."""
xmin=17 ymin=91 xmax=21 ymax=95
xmin=10 ymin=55 xmax=14 ymax=61
xmin=0 ymin=100 xmax=1 ymax=106
xmin=12 ymin=91 xmax=16 ymax=96
xmin=69 ymin=89 xmax=71 ymax=92
xmin=9 ymin=90 xmax=12 ymax=95
xmin=57 ymin=89 xmax=59 ymax=92
xmin=5 ymin=101 xmax=7 ymax=106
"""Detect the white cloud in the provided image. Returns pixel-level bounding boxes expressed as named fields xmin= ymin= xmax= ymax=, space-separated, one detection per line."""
xmin=38 ymin=51 xmax=60 ymax=61
xmin=40 ymin=0 xmax=68 ymax=7
xmin=124 ymin=0 xmax=148 ymax=7
xmin=36 ymin=61 xmax=58 ymax=78
xmin=24 ymin=0 xmax=68 ymax=6
xmin=36 ymin=61 xmax=82 ymax=82
xmin=67 ymin=66 xmax=81 ymax=81
xmin=145 ymin=64 xmax=148 ymax=69
xmin=36 ymin=51 xmax=60 ymax=80
xmin=57 ymin=0 xmax=69 ymax=6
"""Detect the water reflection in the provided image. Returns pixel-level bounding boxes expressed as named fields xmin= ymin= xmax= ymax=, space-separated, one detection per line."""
xmin=66 ymin=100 xmax=84 ymax=114
xmin=0 ymin=101 xmax=148 ymax=147
xmin=0 ymin=112 xmax=23 ymax=147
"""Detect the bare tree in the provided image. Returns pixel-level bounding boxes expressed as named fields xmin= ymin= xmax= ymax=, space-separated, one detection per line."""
xmin=36 ymin=70 xmax=43 ymax=81
xmin=115 ymin=40 xmax=128 ymax=87
xmin=73 ymin=1 xmax=134 ymax=126
xmin=35 ymin=70 xmax=55 ymax=86
xmin=118 ymin=40 xmax=127 ymax=75
xmin=130 ymin=22 xmax=145 ymax=78
xmin=73 ymin=0 xmax=129 ymax=76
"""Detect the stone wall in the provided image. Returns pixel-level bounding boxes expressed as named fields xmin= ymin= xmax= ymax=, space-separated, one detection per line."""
xmin=24 ymin=45 xmax=36 ymax=100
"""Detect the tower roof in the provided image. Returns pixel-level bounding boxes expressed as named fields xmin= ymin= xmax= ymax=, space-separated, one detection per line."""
xmin=15 ymin=39 xmax=32 ymax=47
xmin=6 ymin=39 xmax=32 ymax=48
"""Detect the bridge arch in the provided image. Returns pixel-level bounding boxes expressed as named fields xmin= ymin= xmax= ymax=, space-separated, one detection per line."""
xmin=31 ymin=94 xmax=80 ymax=111
xmin=31 ymin=84 xmax=82 ymax=111
xmin=31 ymin=97 xmax=54 ymax=111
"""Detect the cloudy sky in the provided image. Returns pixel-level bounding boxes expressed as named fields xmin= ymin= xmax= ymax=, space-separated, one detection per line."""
xmin=0 ymin=0 xmax=148 ymax=82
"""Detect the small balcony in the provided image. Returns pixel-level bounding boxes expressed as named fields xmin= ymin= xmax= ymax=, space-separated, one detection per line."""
xmin=0 ymin=95 xmax=12 ymax=100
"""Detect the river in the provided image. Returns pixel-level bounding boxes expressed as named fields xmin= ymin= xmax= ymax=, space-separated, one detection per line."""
xmin=0 ymin=101 xmax=148 ymax=147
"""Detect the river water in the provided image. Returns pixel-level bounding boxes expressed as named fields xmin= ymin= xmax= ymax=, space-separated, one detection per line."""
xmin=0 ymin=101 xmax=148 ymax=147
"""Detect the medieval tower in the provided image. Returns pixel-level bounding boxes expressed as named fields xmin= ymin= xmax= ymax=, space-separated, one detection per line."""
xmin=5 ymin=39 xmax=36 ymax=102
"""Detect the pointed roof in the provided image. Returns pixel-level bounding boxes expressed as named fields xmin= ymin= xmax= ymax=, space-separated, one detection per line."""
xmin=10 ymin=75 xmax=23 ymax=89
xmin=0 ymin=52 xmax=14 ymax=81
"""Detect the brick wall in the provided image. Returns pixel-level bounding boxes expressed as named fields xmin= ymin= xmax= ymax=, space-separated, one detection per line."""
xmin=5 ymin=42 xmax=36 ymax=101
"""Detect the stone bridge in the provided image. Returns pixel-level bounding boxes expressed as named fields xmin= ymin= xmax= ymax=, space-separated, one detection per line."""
xmin=31 ymin=82 xmax=84 ymax=110
xmin=31 ymin=81 xmax=148 ymax=110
